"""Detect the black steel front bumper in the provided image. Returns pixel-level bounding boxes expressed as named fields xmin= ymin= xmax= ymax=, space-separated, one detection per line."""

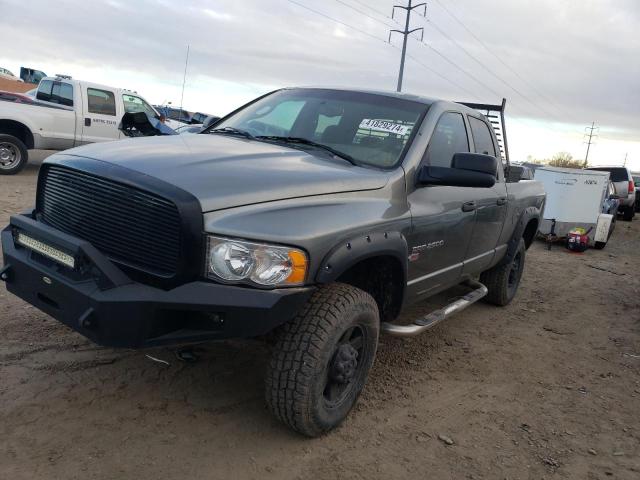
xmin=1 ymin=214 xmax=313 ymax=348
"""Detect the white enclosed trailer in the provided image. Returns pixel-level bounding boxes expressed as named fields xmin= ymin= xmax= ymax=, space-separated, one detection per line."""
xmin=534 ymin=166 xmax=613 ymax=246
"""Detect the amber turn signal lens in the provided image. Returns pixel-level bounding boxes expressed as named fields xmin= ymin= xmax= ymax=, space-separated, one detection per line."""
xmin=286 ymin=250 xmax=307 ymax=284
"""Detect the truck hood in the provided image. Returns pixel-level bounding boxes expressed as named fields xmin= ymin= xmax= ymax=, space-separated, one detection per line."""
xmin=57 ymin=134 xmax=391 ymax=212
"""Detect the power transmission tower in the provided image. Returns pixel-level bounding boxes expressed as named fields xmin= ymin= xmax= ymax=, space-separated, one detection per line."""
xmin=389 ymin=1 xmax=426 ymax=92
xmin=583 ymin=121 xmax=598 ymax=167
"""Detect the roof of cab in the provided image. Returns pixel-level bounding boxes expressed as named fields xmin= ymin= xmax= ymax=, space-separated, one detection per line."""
xmin=286 ymin=86 xmax=442 ymax=105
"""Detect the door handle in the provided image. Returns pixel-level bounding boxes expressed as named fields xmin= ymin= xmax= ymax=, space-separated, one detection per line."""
xmin=462 ymin=201 xmax=477 ymax=212
xmin=84 ymin=118 xmax=91 ymax=127
xmin=497 ymin=197 xmax=507 ymax=206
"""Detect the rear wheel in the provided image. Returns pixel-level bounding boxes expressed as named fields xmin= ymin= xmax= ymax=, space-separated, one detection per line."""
xmin=265 ymin=283 xmax=379 ymax=437
xmin=622 ymin=207 xmax=634 ymax=222
xmin=0 ymin=134 xmax=28 ymax=175
xmin=480 ymin=238 xmax=526 ymax=306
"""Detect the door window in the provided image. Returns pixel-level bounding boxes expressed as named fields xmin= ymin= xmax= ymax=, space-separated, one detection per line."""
xmin=35 ymin=80 xmax=53 ymax=102
xmin=424 ymin=112 xmax=469 ymax=167
xmin=122 ymin=94 xmax=158 ymax=118
xmin=36 ymin=81 xmax=73 ymax=107
xmin=87 ymin=88 xmax=116 ymax=116
xmin=469 ymin=116 xmax=497 ymax=156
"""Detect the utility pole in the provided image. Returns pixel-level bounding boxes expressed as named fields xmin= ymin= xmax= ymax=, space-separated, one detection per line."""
xmin=583 ymin=121 xmax=598 ymax=167
xmin=389 ymin=1 xmax=426 ymax=92
xmin=623 ymin=152 xmax=628 ymax=166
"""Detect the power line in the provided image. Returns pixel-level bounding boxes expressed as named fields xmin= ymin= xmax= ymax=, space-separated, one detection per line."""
xmin=403 ymin=51 xmax=477 ymax=98
xmin=286 ymin=0 xmax=501 ymax=103
xmin=419 ymin=16 xmax=563 ymax=122
xmin=333 ymin=0 xmax=395 ymax=28
xmin=287 ymin=0 xmax=389 ymax=44
xmin=416 ymin=40 xmax=503 ymax=98
xmin=351 ymin=0 xmax=396 ymax=20
xmin=431 ymin=0 xmax=566 ymax=117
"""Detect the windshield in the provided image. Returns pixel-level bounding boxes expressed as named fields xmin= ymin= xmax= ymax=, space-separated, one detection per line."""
xmin=123 ymin=94 xmax=158 ymax=119
xmin=212 ymin=88 xmax=427 ymax=168
xmin=633 ymin=175 xmax=640 ymax=186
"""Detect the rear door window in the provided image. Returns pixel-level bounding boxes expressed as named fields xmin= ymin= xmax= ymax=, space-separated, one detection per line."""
xmin=87 ymin=88 xmax=116 ymax=116
xmin=35 ymin=80 xmax=53 ymax=102
xmin=468 ymin=116 xmax=497 ymax=156
xmin=36 ymin=80 xmax=73 ymax=107
xmin=424 ymin=112 xmax=469 ymax=167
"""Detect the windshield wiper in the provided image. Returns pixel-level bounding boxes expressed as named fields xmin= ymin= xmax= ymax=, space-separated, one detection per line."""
xmin=257 ymin=136 xmax=358 ymax=166
xmin=210 ymin=127 xmax=255 ymax=140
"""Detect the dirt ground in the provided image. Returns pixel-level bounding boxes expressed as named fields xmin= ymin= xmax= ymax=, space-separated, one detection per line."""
xmin=1 ymin=153 xmax=639 ymax=479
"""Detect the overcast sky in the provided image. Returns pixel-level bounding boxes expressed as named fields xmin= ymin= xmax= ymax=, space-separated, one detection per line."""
xmin=1 ymin=0 xmax=638 ymax=168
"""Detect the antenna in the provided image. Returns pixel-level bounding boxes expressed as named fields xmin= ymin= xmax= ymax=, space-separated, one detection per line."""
xmin=179 ymin=45 xmax=190 ymax=116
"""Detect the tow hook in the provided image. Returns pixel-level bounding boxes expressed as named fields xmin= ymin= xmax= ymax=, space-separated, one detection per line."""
xmin=0 ymin=264 xmax=12 ymax=282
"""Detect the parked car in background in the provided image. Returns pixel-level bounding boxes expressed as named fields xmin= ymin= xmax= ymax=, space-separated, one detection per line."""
xmin=175 ymin=115 xmax=221 ymax=134
xmin=596 ymin=180 xmax=621 ymax=249
xmin=154 ymin=105 xmax=192 ymax=123
xmin=0 ymin=67 xmax=22 ymax=82
xmin=1 ymin=87 xmax=545 ymax=436
xmin=507 ymin=163 xmax=534 ymax=182
xmin=633 ymin=173 xmax=640 ymax=212
xmin=174 ymin=123 xmax=203 ymax=134
xmin=586 ymin=166 xmax=636 ymax=221
xmin=19 ymin=67 xmax=47 ymax=85
xmin=0 ymin=76 xmax=174 ymax=174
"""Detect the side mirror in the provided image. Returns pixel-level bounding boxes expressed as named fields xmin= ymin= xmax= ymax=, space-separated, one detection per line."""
xmin=417 ymin=152 xmax=497 ymax=188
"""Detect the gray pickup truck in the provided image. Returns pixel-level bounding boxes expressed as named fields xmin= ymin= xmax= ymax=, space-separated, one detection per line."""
xmin=1 ymin=87 xmax=545 ymax=436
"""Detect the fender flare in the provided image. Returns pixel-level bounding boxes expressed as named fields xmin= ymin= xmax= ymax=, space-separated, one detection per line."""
xmin=315 ymin=231 xmax=408 ymax=284
xmin=502 ymin=206 xmax=540 ymax=265
xmin=0 ymin=118 xmax=35 ymax=149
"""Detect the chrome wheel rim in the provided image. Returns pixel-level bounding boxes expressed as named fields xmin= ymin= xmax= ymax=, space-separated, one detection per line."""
xmin=0 ymin=142 xmax=21 ymax=170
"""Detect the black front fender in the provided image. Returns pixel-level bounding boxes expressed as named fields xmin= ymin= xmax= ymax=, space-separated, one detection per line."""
xmin=315 ymin=231 xmax=408 ymax=284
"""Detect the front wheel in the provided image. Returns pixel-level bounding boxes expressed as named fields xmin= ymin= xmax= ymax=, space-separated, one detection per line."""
xmin=0 ymin=134 xmax=28 ymax=175
xmin=480 ymin=238 xmax=526 ymax=306
xmin=265 ymin=283 xmax=379 ymax=437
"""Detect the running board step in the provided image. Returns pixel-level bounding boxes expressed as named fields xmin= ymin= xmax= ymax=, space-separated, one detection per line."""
xmin=381 ymin=279 xmax=488 ymax=337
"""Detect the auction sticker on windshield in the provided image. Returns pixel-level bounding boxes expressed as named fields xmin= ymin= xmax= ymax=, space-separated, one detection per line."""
xmin=359 ymin=119 xmax=410 ymax=135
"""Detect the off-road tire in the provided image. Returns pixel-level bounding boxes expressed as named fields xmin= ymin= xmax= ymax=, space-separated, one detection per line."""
xmin=265 ymin=283 xmax=379 ymax=437
xmin=480 ymin=238 xmax=526 ymax=306
xmin=622 ymin=207 xmax=634 ymax=222
xmin=0 ymin=134 xmax=28 ymax=175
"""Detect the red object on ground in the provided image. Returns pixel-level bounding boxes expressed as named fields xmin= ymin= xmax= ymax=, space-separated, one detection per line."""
xmin=567 ymin=231 xmax=589 ymax=253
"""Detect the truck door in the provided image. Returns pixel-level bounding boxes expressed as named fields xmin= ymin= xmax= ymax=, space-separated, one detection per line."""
xmin=80 ymin=87 xmax=120 ymax=144
xmin=405 ymin=111 xmax=478 ymax=301
xmin=33 ymin=79 xmax=77 ymax=149
xmin=463 ymin=116 xmax=508 ymax=274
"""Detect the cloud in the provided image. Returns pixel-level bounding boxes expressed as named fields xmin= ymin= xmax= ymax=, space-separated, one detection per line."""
xmin=0 ymin=0 xmax=638 ymax=167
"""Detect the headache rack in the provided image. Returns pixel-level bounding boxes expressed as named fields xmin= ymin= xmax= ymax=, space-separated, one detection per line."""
xmin=458 ymin=98 xmax=510 ymax=170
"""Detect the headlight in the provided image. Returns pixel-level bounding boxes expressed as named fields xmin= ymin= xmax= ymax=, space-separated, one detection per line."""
xmin=206 ymin=236 xmax=307 ymax=287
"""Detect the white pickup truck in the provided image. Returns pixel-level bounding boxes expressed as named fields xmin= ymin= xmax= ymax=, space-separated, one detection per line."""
xmin=0 ymin=76 xmax=173 ymax=174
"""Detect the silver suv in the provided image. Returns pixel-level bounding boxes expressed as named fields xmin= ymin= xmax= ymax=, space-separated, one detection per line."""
xmin=587 ymin=166 xmax=636 ymax=221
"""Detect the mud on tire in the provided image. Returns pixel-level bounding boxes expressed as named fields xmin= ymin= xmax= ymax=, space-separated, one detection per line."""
xmin=480 ymin=238 xmax=526 ymax=306
xmin=265 ymin=283 xmax=379 ymax=437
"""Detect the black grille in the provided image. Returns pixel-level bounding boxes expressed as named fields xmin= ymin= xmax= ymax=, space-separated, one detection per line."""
xmin=38 ymin=165 xmax=182 ymax=276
